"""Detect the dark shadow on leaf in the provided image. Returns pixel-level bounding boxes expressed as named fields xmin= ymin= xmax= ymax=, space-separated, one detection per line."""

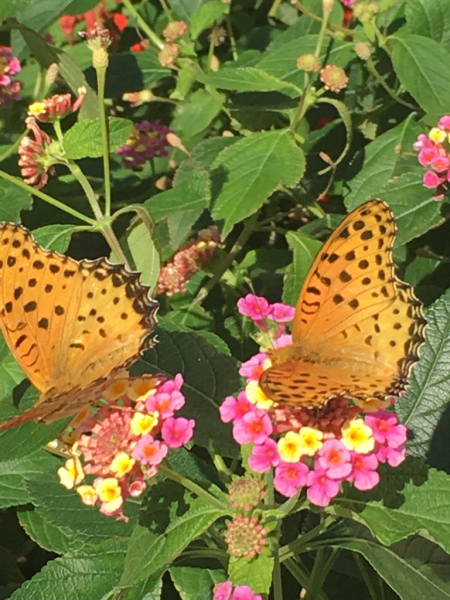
xmin=139 ymin=479 xmax=190 ymax=533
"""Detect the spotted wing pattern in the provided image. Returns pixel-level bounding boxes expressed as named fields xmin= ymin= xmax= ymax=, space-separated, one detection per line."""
xmin=259 ymin=200 xmax=427 ymax=408
xmin=0 ymin=222 xmax=158 ymax=431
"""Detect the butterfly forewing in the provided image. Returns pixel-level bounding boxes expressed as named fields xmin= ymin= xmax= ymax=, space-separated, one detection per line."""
xmin=260 ymin=200 xmax=427 ymax=408
xmin=0 ymin=223 xmax=158 ymax=432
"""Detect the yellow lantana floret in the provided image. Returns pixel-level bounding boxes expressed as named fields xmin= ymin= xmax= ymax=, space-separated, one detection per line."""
xmin=130 ymin=411 xmax=159 ymax=436
xmin=353 ymin=396 xmax=391 ymax=412
xmin=76 ymin=485 xmax=97 ymax=506
xmin=128 ymin=377 xmax=160 ymax=401
xmin=297 ymin=426 xmax=324 ymax=456
xmin=57 ymin=456 xmax=84 ymax=489
xmin=110 ymin=452 xmax=136 ymax=477
xmin=429 ymin=127 xmax=446 ymax=144
xmin=278 ymin=431 xmax=304 ymax=463
xmin=102 ymin=378 xmax=129 ymax=401
xmin=94 ymin=477 xmax=123 ymax=513
xmin=27 ymin=101 xmax=47 ymax=116
xmin=246 ymin=378 xmax=275 ymax=410
xmin=341 ymin=418 xmax=375 ymax=453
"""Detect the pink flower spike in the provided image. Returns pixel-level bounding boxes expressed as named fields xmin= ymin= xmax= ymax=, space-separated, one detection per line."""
xmin=233 ymin=410 xmax=273 ymax=445
xmin=439 ymin=115 xmax=450 ymax=130
xmin=161 ymin=417 xmax=195 ymax=448
xmin=431 ymin=154 xmax=450 ymax=172
xmin=239 ymin=353 xmax=269 ymax=381
xmin=418 ymin=146 xmax=438 ymax=167
xmin=376 ymin=443 xmax=406 ymax=467
xmin=348 ymin=452 xmax=379 ymax=491
xmin=268 ymin=303 xmax=296 ymax=323
xmin=317 ymin=439 xmax=352 ymax=479
xmin=306 ymin=468 xmax=341 ymax=507
xmin=274 ymin=460 xmax=309 ymax=497
xmin=132 ymin=434 xmax=168 ymax=465
xmin=237 ymin=294 xmax=271 ymax=320
xmin=232 ymin=586 xmax=263 ymax=600
xmin=365 ymin=411 xmax=407 ymax=448
xmin=213 ymin=581 xmax=233 ymax=600
xmin=249 ymin=438 xmax=280 ymax=473
xmin=423 ymin=170 xmax=444 ymax=188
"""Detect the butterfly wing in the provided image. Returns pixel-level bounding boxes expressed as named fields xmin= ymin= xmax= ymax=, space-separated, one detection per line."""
xmin=0 ymin=223 xmax=158 ymax=431
xmin=260 ymin=200 xmax=427 ymax=407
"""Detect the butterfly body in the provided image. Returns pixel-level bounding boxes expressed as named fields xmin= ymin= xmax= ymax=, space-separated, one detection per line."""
xmin=259 ymin=200 xmax=427 ymax=408
xmin=0 ymin=222 xmax=158 ymax=431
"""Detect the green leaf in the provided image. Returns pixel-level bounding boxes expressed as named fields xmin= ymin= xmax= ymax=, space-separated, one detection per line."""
xmin=31 ymin=224 xmax=75 ymax=253
xmin=283 ymin=231 xmax=322 ymax=307
xmin=228 ymin=553 xmax=274 ymax=595
xmin=171 ymin=89 xmax=223 ymax=140
xmin=345 ymin=117 xmax=422 ymax=209
xmin=190 ymin=0 xmax=228 ymax=39
xmin=390 ymin=33 xmax=450 ymax=119
xmin=167 ymin=0 xmax=206 ymax=21
xmin=335 ymin=460 xmax=450 ymax=554
xmin=124 ymin=221 xmax=160 ymax=291
xmin=137 ymin=324 xmax=240 ymax=457
xmin=405 ymin=0 xmax=450 ymax=53
xmin=119 ymin=481 xmax=228 ymax=587
xmin=63 ymin=118 xmax=134 ymax=159
xmin=396 ymin=287 xmax=450 ymax=460
xmin=335 ymin=529 xmax=450 ymax=600
xmin=9 ymin=539 xmax=132 ymax=600
xmin=376 ymin=170 xmax=443 ymax=246
xmin=170 ymin=566 xmax=226 ymax=599
xmin=211 ymin=130 xmax=305 ymax=236
xmin=0 ymin=0 xmax=33 ymax=21
xmin=0 ymin=335 xmax=25 ymax=399
xmin=19 ymin=509 xmax=87 ymax=554
xmin=197 ymin=67 xmax=301 ymax=93
xmin=149 ymin=163 xmax=211 ymax=220
xmin=0 ymin=178 xmax=32 ymax=222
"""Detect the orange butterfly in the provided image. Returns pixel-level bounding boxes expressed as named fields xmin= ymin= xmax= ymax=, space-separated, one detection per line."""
xmin=259 ymin=200 xmax=427 ymax=408
xmin=0 ymin=222 xmax=158 ymax=432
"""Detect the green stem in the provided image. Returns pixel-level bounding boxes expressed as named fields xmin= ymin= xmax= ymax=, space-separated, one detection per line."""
xmin=96 ymin=65 xmax=112 ymax=216
xmin=225 ymin=14 xmax=238 ymax=61
xmin=100 ymin=222 xmax=130 ymax=267
xmin=272 ymin=531 xmax=283 ymax=600
xmin=53 ymin=119 xmax=65 ymax=147
xmin=158 ymin=0 xmax=173 ymax=20
xmin=122 ymin=0 xmax=165 ymax=50
xmin=193 ymin=212 xmax=258 ymax=305
xmin=66 ymin=160 xmax=104 ymax=221
xmin=159 ymin=463 xmax=231 ymax=512
xmin=355 ymin=554 xmax=381 ymax=600
xmin=207 ymin=25 xmax=217 ymax=71
xmin=268 ymin=0 xmax=283 ymax=16
xmin=366 ymin=58 xmax=417 ymax=110
xmin=0 ymin=169 xmax=96 ymax=225
xmin=279 ymin=515 xmax=335 ymax=560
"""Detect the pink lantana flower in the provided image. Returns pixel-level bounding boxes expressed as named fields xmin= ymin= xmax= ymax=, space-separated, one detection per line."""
xmin=431 ymin=154 xmax=450 ymax=172
xmin=161 ymin=417 xmax=195 ymax=448
xmin=132 ymin=435 xmax=168 ymax=465
xmin=347 ymin=452 xmax=380 ymax=491
xmin=239 ymin=353 xmax=269 ymax=380
xmin=316 ymin=439 xmax=352 ymax=479
xmin=232 ymin=586 xmax=263 ymax=600
xmin=423 ymin=171 xmax=445 ymax=188
xmin=439 ymin=115 xmax=450 ymax=130
xmin=233 ymin=410 xmax=273 ymax=445
xmin=306 ymin=468 xmax=341 ymax=507
xmin=213 ymin=581 xmax=233 ymax=600
xmin=418 ymin=145 xmax=438 ymax=167
xmin=237 ymin=294 xmax=271 ymax=320
xmin=268 ymin=303 xmax=296 ymax=323
xmin=376 ymin=443 xmax=406 ymax=467
xmin=145 ymin=374 xmax=185 ymax=418
xmin=248 ymin=438 xmax=280 ymax=473
xmin=219 ymin=391 xmax=253 ymax=423
xmin=365 ymin=410 xmax=407 ymax=448
xmin=274 ymin=461 xmax=309 ymax=497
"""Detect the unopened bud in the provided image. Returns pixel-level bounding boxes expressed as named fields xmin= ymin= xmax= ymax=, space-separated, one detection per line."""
xmin=45 ymin=63 xmax=59 ymax=86
xmin=354 ymin=42 xmax=371 ymax=60
xmin=296 ymin=53 xmax=321 ymax=72
xmin=323 ymin=0 xmax=334 ymax=12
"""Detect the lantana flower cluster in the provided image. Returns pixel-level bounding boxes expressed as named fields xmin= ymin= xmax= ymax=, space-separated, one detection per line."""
xmin=413 ymin=116 xmax=450 ymax=197
xmin=157 ymin=226 xmax=221 ymax=296
xmin=0 ymin=47 xmax=22 ymax=106
xmin=116 ymin=120 xmax=173 ymax=168
xmin=57 ymin=373 xmax=195 ymax=520
xmin=220 ymin=294 xmax=407 ymax=507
